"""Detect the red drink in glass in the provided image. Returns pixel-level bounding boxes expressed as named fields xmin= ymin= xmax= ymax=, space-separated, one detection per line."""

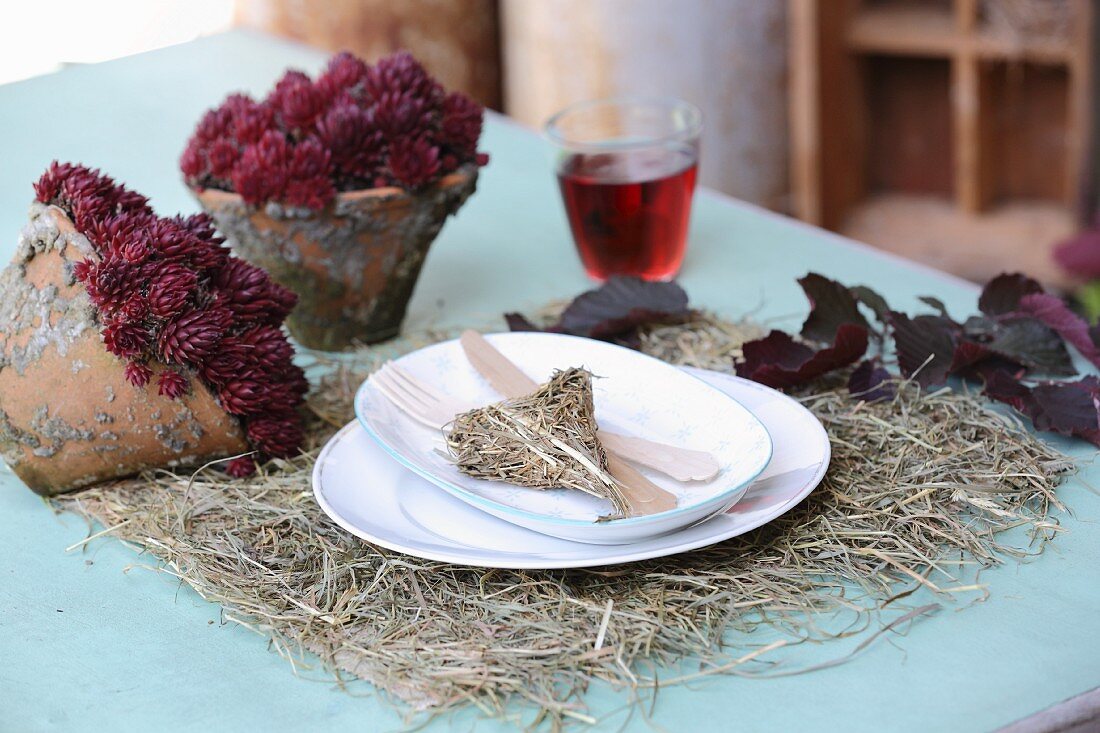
xmin=546 ymin=97 xmax=702 ymax=282
xmin=557 ymin=148 xmax=698 ymax=281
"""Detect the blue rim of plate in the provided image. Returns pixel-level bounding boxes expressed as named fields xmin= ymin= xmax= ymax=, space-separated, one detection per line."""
xmin=352 ymin=332 xmax=774 ymax=528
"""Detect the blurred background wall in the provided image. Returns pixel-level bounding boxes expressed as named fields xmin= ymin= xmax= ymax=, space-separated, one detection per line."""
xmin=234 ymin=0 xmax=502 ymax=109
xmin=1 ymin=0 xmax=1095 ymax=296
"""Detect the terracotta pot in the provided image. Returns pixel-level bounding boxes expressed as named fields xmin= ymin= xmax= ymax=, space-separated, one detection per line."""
xmin=194 ymin=167 xmax=478 ymax=351
xmin=0 ymin=205 xmax=248 ymax=496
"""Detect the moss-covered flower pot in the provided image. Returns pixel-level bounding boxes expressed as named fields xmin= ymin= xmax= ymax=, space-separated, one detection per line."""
xmin=194 ymin=166 xmax=478 ymax=351
xmin=0 ymin=206 xmax=248 ymax=496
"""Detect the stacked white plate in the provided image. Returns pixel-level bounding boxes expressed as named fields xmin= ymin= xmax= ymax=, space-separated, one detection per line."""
xmin=313 ymin=333 xmax=830 ymax=568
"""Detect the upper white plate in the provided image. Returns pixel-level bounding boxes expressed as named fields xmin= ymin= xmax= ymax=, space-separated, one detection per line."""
xmin=318 ymin=368 xmax=829 ymax=568
xmin=354 ymin=332 xmax=772 ymax=544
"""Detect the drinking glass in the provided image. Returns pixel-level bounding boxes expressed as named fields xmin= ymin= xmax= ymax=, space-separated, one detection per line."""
xmin=545 ymin=97 xmax=702 ymax=281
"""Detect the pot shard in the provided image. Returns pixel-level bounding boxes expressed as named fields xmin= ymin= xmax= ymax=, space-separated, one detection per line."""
xmin=0 ymin=205 xmax=248 ymax=496
xmin=197 ymin=168 xmax=478 ymax=351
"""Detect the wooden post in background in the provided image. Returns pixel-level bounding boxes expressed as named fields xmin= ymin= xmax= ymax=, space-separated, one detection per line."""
xmin=789 ymin=0 xmax=821 ymax=224
xmin=234 ymin=0 xmax=501 ymax=109
xmin=954 ymin=0 xmax=985 ymax=213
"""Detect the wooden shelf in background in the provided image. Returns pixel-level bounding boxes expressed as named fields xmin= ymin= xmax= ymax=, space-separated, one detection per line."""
xmin=846 ymin=5 xmax=957 ymax=57
xmin=790 ymin=0 xmax=1093 ymax=284
xmin=973 ymin=26 xmax=1073 ymax=64
xmin=846 ymin=3 xmax=1073 ymax=64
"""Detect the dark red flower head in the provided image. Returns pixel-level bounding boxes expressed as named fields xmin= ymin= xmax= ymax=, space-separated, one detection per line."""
xmin=268 ymin=69 xmax=325 ymax=133
xmin=180 ymin=50 xmax=486 ymax=207
xmin=230 ymin=96 xmax=276 ymax=146
xmin=219 ymin=378 xmax=289 ymax=415
xmin=236 ymin=325 xmax=295 ymax=371
xmin=180 ymin=142 xmax=207 ymax=181
xmin=193 ymin=105 xmax=235 ymax=143
xmin=157 ymin=369 xmax=190 ymax=400
xmin=363 ymin=51 xmax=441 ymax=103
xmin=35 ymin=162 xmax=308 ymax=469
xmin=84 ymin=212 xmax=156 ymax=262
xmin=147 ymin=263 xmax=199 ymax=318
xmin=103 ymin=316 xmax=151 ymax=359
xmin=246 ymin=411 xmax=305 ymax=458
xmin=172 ymin=212 xmax=221 ymax=241
xmin=157 ymin=307 xmax=232 ymax=366
xmin=212 ymin=257 xmax=298 ymax=325
xmin=441 ymin=91 xmax=484 ymax=160
xmin=33 ymin=161 xmax=81 ymax=203
xmin=318 ymin=51 xmax=369 ymax=101
xmin=226 ymin=456 xmax=258 ymax=478
xmin=231 ymin=130 xmax=291 ymax=206
xmin=283 ymin=137 xmax=335 ymax=209
xmin=316 ymin=101 xmax=383 ymax=180
xmin=125 ymin=361 xmax=153 ymax=388
xmin=370 ymin=90 xmax=437 ymax=138
xmin=388 ymin=137 xmax=442 ymax=188
xmin=78 ymin=257 xmax=150 ymax=313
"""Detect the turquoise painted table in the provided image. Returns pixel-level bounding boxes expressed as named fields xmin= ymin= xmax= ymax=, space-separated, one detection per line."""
xmin=2 ymin=31 xmax=1098 ymax=732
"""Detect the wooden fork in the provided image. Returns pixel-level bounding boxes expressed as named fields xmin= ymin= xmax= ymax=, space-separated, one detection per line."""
xmin=369 ymin=363 xmax=679 ymax=515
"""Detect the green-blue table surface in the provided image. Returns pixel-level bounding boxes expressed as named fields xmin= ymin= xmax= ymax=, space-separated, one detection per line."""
xmin=1 ymin=31 xmax=1097 ymax=732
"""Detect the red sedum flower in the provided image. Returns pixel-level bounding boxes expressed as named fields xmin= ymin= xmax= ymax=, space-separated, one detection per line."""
xmin=317 ymin=51 xmax=369 ymax=102
xmin=34 ymin=162 xmax=308 ymax=471
xmin=157 ymin=307 xmax=232 ymax=366
xmin=226 ymin=455 xmax=258 ymax=478
xmin=103 ymin=316 xmax=151 ymax=359
xmin=212 ymin=257 xmax=298 ymax=326
xmin=147 ymin=263 xmax=199 ymax=318
xmin=181 ymin=50 xmax=486 ymax=208
xmin=388 ymin=137 xmax=441 ymax=189
xmin=246 ymin=411 xmax=304 ymax=458
xmin=157 ymin=369 xmax=190 ymax=399
xmin=124 ymin=361 xmax=153 ymax=388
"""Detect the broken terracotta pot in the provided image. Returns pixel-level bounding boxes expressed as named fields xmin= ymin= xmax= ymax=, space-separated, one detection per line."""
xmin=194 ymin=166 xmax=478 ymax=351
xmin=0 ymin=205 xmax=248 ymax=496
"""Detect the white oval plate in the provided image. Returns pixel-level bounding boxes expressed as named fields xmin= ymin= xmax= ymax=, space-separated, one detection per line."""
xmin=354 ymin=333 xmax=772 ymax=544
xmin=319 ymin=369 xmax=828 ymax=568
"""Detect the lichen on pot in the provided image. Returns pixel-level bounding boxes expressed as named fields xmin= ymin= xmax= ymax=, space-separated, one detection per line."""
xmin=181 ymin=50 xmax=488 ymax=350
xmin=0 ymin=163 xmax=309 ymax=495
xmin=197 ymin=168 xmax=478 ymax=350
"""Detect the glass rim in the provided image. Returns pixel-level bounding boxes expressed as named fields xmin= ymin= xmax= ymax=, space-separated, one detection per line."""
xmin=543 ymin=96 xmax=703 ymax=153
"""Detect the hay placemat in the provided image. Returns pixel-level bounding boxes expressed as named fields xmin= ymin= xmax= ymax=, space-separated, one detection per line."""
xmin=54 ymin=315 xmax=1073 ymax=725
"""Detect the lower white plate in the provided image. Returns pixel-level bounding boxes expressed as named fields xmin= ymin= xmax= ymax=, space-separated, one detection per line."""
xmin=314 ymin=368 xmax=830 ymax=569
xmin=355 ymin=332 xmax=772 ymax=544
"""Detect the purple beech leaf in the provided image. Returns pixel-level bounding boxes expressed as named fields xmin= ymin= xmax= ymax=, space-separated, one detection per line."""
xmin=558 ymin=276 xmax=689 ymax=340
xmin=888 ymin=312 xmax=959 ymax=387
xmin=983 ymin=371 xmax=1034 ymax=412
xmin=1053 ymin=229 xmax=1100 ymax=280
xmin=978 ymin=273 xmax=1043 ymax=316
xmin=918 ymin=296 xmax=949 ymax=317
xmin=962 ymin=315 xmax=998 ymax=340
xmin=985 ymin=317 xmax=1075 ymax=376
xmin=984 ymin=372 xmax=1100 ymax=446
xmin=738 ymin=331 xmax=814 ymax=372
xmin=1030 ymin=380 xmax=1100 ymax=435
xmin=949 ymin=340 xmax=995 ymax=374
xmin=799 ymin=273 xmax=870 ymax=343
xmin=849 ymin=285 xmax=891 ymax=323
xmin=848 ymin=359 xmax=894 ymax=401
xmin=736 ymin=323 xmax=869 ymax=389
xmin=504 ymin=312 xmax=542 ymax=332
xmin=949 ymin=340 xmax=1027 ymax=382
xmin=1016 ymin=292 xmax=1100 ymax=368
